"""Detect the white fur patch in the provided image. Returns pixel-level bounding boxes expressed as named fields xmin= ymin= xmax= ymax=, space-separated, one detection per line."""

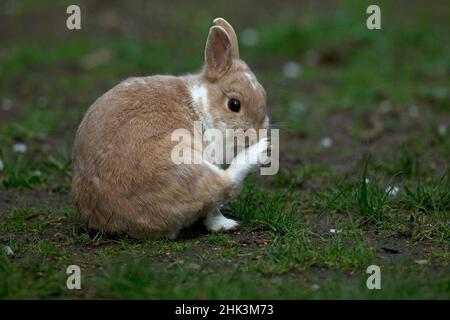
xmin=264 ymin=115 xmax=270 ymax=128
xmin=244 ymin=72 xmax=258 ymax=90
xmin=189 ymin=84 xmax=213 ymax=129
xmin=123 ymin=78 xmax=146 ymax=87
xmin=190 ymin=84 xmax=208 ymax=110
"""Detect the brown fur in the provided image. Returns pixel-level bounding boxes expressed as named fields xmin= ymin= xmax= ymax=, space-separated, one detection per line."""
xmin=71 ymin=18 xmax=268 ymax=238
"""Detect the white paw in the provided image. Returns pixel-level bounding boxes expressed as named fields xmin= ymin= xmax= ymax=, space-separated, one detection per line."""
xmin=233 ymin=137 xmax=268 ymax=167
xmin=227 ymin=137 xmax=269 ymax=186
xmin=255 ymin=137 xmax=270 ymax=165
xmin=205 ymin=214 xmax=239 ymax=232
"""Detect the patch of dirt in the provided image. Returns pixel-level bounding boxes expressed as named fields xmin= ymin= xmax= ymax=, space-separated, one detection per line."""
xmin=277 ymin=104 xmax=448 ymax=175
xmin=0 ymin=188 xmax=69 ymax=217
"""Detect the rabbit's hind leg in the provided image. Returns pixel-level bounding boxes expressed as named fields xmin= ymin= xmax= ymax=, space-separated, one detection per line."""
xmin=203 ymin=137 xmax=269 ymax=233
xmin=165 ymin=137 xmax=268 ymax=238
xmin=163 ymin=161 xmax=233 ymax=240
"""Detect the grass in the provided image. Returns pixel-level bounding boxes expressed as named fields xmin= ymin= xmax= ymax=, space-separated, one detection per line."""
xmin=318 ymin=175 xmax=393 ymax=225
xmin=0 ymin=1 xmax=449 ymax=299
xmin=257 ymin=228 xmax=374 ymax=273
xmin=230 ymin=184 xmax=300 ymax=235
xmin=403 ymin=174 xmax=450 ymax=214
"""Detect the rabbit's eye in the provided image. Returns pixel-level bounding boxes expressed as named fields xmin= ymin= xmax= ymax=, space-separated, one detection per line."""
xmin=228 ymin=98 xmax=241 ymax=112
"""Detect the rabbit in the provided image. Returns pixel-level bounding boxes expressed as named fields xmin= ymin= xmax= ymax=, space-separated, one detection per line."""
xmin=71 ymin=18 xmax=270 ymax=239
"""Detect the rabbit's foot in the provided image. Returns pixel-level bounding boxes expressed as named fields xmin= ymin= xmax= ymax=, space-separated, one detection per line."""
xmin=204 ymin=209 xmax=239 ymax=232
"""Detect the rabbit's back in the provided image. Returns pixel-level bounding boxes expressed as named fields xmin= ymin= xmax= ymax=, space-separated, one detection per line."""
xmin=71 ymin=75 xmax=203 ymax=237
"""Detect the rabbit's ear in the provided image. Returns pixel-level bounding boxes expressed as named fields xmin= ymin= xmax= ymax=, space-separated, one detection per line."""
xmin=204 ymin=25 xmax=232 ymax=80
xmin=213 ymin=18 xmax=239 ymax=60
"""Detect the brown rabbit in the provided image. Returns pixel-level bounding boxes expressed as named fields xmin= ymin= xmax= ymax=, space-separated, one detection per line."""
xmin=71 ymin=18 xmax=269 ymax=239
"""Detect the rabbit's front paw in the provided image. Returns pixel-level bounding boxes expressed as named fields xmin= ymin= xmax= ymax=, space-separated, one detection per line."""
xmin=233 ymin=137 xmax=268 ymax=167
xmin=226 ymin=137 xmax=269 ymax=187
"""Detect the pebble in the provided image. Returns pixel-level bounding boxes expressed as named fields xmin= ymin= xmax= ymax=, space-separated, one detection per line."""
xmin=437 ymin=124 xmax=447 ymax=136
xmin=310 ymin=284 xmax=320 ymax=291
xmin=4 ymin=246 xmax=14 ymax=256
xmin=282 ymin=61 xmax=302 ymax=79
xmin=320 ymin=137 xmax=333 ymax=148
xmin=2 ymin=98 xmax=13 ymax=111
xmin=241 ymin=28 xmax=260 ymax=47
xmin=386 ymin=186 xmax=400 ymax=196
xmin=408 ymin=105 xmax=419 ymax=118
xmin=31 ymin=170 xmax=42 ymax=177
xmin=13 ymin=143 xmax=27 ymax=153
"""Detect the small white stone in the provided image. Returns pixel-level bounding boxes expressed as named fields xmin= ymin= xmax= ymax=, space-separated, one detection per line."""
xmin=0 ymin=159 xmax=3 ymax=171
xmin=364 ymin=178 xmax=370 ymax=184
xmin=320 ymin=137 xmax=333 ymax=148
xmin=330 ymin=229 xmax=336 ymax=233
xmin=241 ymin=28 xmax=260 ymax=47
xmin=408 ymin=105 xmax=419 ymax=118
xmin=386 ymin=186 xmax=400 ymax=196
xmin=31 ymin=170 xmax=42 ymax=177
xmin=4 ymin=246 xmax=14 ymax=256
xmin=310 ymin=284 xmax=320 ymax=291
xmin=437 ymin=124 xmax=447 ymax=136
xmin=13 ymin=143 xmax=27 ymax=153
xmin=282 ymin=61 xmax=302 ymax=79
xmin=2 ymin=98 xmax=13 ymax=111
